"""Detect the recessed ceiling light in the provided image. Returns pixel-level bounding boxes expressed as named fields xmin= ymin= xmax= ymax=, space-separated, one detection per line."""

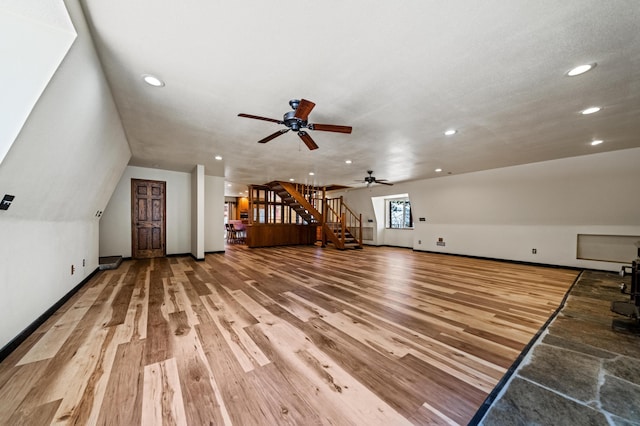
xmin=566 ymin=63 xmax=596 ymax=77
xmin=435 ymin=168 xmax=442 ymax=172
xmin=345 ymin=160 xmax=352 ymax=164
xmin=214 ymin=155 xmax=223 ymax=160
xmin=444 ymin=129 xmax=457 ymax=136
xmin=309 ymin=172 xmax=315 ymax=176
xmin=581 ymin=106 xmax=601 ymax=115
xmin=227 ymin=184 xmax=231 ymax=187
xmin=289 ymin=178 xmax=295 ymax=181
xmin=591 ymin=140 xmax=603 ymax=146
xmin=142 ymin=74 xmax=164 ymax=87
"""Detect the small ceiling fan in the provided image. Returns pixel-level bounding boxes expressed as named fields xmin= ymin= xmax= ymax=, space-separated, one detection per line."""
xmin=360 ymin=170 xmax=394 ymax=187
xmin=238 ymin=99 xmax=352 ymax=150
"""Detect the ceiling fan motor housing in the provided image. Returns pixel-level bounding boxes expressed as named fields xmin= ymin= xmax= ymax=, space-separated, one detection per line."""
xmin=283 ymin=111 xmax=305 ymax=131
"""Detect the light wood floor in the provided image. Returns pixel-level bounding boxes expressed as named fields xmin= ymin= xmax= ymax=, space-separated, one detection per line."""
xmin=0 ymin=245 xmax=579 ymax=425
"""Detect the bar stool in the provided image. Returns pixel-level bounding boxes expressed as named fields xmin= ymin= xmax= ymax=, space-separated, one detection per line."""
xmin=225 ymin=223 xmax=237 ymax=243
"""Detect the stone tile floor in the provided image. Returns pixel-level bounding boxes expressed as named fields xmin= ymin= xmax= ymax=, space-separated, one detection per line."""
xmin=479 ymin=270 xmax=640 ymax=425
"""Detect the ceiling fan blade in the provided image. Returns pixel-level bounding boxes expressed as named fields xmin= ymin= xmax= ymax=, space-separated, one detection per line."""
xmin=294 ymin=99 xmax=315 ymax=121
xmin=377 ymin=181 xmax=394 ymax=186
xmin=298 ymin=131 xmax=319 ymax=150
xmin=238 ymin=113 xmax=282 ymax=124
xmin=258 ymin=129 xmax=289 ymax=144
xmin=309 ymin=123 xmax=352 ymax=134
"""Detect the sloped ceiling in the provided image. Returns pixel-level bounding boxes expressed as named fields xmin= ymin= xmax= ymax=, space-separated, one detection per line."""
xmin=0 ymin=0 xmax=76 ymax=164
xmin=0 ymin=0 xmax=131 ymax=221
xmin=79 ymin=1 xmax=640 ymax=196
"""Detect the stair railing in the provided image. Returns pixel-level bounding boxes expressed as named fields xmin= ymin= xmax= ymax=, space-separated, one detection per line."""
xmin=341 ymin=199 xmax=363 ymax=246
xmin=324 ymin=196 xmax=363 ymax=247
xmin=293 ymin=182 xmax=323 ymax=216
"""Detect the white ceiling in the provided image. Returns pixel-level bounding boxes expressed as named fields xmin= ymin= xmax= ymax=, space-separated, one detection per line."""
xmin=79 ymin=0 xmax=640 ymax=196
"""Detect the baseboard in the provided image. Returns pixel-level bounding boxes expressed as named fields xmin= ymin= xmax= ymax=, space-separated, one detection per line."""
xmin=166 ymin=253 xmax=191 ymax=258
xmin=0 ymin=267 xmax=100 ymax=363
xmin=412 ymin=248 xmax=584 ymax=272
xmin=189 ymin=253 xmax=205 ymax=261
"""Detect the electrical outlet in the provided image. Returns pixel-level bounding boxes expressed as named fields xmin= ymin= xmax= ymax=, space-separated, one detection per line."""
xmin=418 ymin=240 xmax=422 ymax=244
xmin=532 ymin=248 xmax=537 ymax=254
xmin=71 ymin=264 xmax=75 ymax=275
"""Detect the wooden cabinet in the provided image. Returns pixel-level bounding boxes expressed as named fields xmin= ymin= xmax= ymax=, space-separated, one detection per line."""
xmin=237 ymin=197 xmax=249 ymax=220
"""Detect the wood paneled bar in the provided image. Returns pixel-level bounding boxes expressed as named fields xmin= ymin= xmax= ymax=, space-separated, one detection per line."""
xmin=245 ymin=223 xmax=318 ymax=247
xmin=245 ymin=183 xmax=320 ymax=247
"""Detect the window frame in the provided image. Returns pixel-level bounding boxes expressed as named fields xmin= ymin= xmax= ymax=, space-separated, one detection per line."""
xmin=387 ymin=197 xmax=413 ymax=229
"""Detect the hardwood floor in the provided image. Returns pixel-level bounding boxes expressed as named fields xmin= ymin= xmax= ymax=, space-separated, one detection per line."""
xmin=0 ymin=245 xmax=579 ymax=425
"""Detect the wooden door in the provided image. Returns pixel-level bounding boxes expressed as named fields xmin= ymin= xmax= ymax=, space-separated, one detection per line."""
xmin=131 ymin=179 xmax=166 ymax=258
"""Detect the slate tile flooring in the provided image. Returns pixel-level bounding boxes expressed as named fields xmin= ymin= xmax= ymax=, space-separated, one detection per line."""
xmin=480 ymin=270 xmax=640 ymax=425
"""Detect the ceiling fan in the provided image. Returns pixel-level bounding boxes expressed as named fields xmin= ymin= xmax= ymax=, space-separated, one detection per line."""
xmin=238 ymin=99 xmax=352 ymax=150
xmin=360 ymin=170 xmax=394 ymax=187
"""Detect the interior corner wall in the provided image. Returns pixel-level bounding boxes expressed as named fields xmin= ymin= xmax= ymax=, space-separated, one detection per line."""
xmin=340 ymin=148 xmax=640 ymax=270
xmin=0 ymin=0 xmax=131 ymax=350
xmin=99 ymin=166 xmax=192 ymax=257
xmin=205 ymin=175 xmax=225 ymax=253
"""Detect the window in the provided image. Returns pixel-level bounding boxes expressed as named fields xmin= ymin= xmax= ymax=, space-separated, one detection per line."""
xmin=388 ymin=198 xmax=413 ymax=228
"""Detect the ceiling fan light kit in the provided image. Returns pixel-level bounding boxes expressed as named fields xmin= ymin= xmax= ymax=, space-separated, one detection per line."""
xmin=238 ymin=99 xmax=352 ymax=150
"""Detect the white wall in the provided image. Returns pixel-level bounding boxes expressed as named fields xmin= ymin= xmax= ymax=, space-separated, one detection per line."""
xmin=0 ymin=220 xmax=99 ymax=348
xmin=191 ymin=165 xmax=205 ymax=259
xmin=99 ymin=166 xmax=192 ymax=257
xmin=338 ymin=148 xmax=640 ymax=270
xmin=0 ymin=0 xmax=131 ymax=349
xmin=205 ymin=175 xmax=225 ymax=253
xmin=99 ymin=165 xmax=226 ymax=258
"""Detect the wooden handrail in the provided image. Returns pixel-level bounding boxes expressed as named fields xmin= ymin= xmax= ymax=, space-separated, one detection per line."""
xmin=342 ymin=199 xmax=359 ymax=221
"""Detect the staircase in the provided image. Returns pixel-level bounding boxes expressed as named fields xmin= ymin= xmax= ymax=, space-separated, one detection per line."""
xmin=267 ymin=181 xmax=363 ymax=250
xmin=268 ymin=181 xmax=320 ymax=225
